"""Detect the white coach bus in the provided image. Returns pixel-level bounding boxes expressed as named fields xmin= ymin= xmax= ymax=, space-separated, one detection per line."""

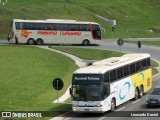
xmin=70 ymin=53 xmax=152 ymax=112
xmin=9 ymin=19 xmax=102 ymax=45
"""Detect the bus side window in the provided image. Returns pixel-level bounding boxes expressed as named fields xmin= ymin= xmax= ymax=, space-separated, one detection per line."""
xmin=104 ymin=72 xmax=110 ymax=83
xmin=110 ymin=70 xmax=116 ymax=82
xmin=103 ymin=84 xmax=110 ymax=99
xmin=130 ymin=63 xmax=136 ymax=74
xmin=35 ymin=23 xmax=45 ymax=30
xmin=117 ymin=67 xmax=124 ymax=79
xmin=136 ymin=61 xmax=141 ymax=72
xmin=80 ymin=24 xmax=90 ymax=31
xmin=124 ymin=65 xmax=130 ymax=76
xmin=141 ymin=59 xmax=147 ymax=70
xmin=15 ymin=22 xmax=23 ymax=30
xmin=147 ymin=58 xmax=151 ymax=68
xmin=29 ymin=23 xmax=35 ymax=30
xmin=24 ymin=23 xmax=30 ymax=29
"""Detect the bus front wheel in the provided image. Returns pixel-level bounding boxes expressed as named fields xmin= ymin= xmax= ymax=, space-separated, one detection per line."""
xmin=134 ymin=88 xmax=139 ymax=100
xmin=82 ymin=40 xmax=90 ymax=46
xmin=27 ymin=38 xmax=35 ymax=45
xmin=110 ymin=99 xmax=116 ymax=111
xmin=36 ymin=38 xmax=44 ymax=45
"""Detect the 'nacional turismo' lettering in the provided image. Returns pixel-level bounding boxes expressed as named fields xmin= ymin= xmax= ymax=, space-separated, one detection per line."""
xmin=74 ymin=76 xmax=100 ymax=81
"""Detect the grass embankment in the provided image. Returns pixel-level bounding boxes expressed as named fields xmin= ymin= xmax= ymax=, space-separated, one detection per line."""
xmin=51 ymin=46 xmax=159 ymax=75
xmin=151 ymin=60 xmax=159 ymax=75
xmin=0 ymin=0 xmax=160 ymax=39
xmin=126 ymin=41 xmax=160 ymax=47
xmin=0 ymin=46 xmax=78 ymax=111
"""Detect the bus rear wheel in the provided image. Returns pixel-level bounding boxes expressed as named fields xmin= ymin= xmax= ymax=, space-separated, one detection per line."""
xmin=139 ymin=86 xmax=144 ymax=98
xmin=36 ymin=38 xmax=44 ymax=45
xmin=27 ymin=38 xmax=35 ymax=45
xmin=82 ymin=39 xmax=90 ymax=46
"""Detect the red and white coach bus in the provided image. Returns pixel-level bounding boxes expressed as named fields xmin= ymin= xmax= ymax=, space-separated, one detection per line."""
xmin=9 ymin=19 xmax=102 ymax=45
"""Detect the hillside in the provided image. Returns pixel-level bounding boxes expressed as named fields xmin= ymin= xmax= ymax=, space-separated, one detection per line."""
xmin=0 ymin=0 xmax=160 ymax=39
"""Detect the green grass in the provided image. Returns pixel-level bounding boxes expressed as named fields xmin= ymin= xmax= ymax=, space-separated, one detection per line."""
xmin=151 ymin=59 xmax=159 ymax=75
xmin=0 ymin=0 xmax=160 ymax=39
xmin=151 ymin=59 xmax=159 ymax=68
xmin=51 ymin=46 xmax=159 ymax=75
xmin=126 ymin=41 xmax=160 ymax=47
xmin=152 ymin=68 xmax=159 ymax=75
xmin=51 ymin=46 xmax=124 ymax=60
xmin=0 ymin=46 xmax=78 ymax=111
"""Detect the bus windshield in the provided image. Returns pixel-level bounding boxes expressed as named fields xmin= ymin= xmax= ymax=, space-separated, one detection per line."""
xmin=92 ymin=24 xmax=101 ymax=39
xmin=72 ymin=83 xmax=110 ymax=101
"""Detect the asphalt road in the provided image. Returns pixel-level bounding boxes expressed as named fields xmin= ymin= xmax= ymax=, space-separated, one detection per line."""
xmin=81 ymin=40 xmax=160 ymax=63
xmin=1 ymin=40 xmax=160 ymax=62
xmin=65 ymin=78 xmax=160 ymax=120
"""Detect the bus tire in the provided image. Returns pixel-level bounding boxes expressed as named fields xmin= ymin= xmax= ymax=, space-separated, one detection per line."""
xmin=134 ymin=88 xmax=139 ymax=100
xmin=139 ymin=85 xmax=144 ymax=98
xmin=27 ymin=38 xmax=35 ymax=45
xmin=82 ymin=39 xmax=90 ymax=46
xmin=110 ymin=99 xmax=116 ymax=111
xmin=36 ymin=38 xmax=44 ymax=45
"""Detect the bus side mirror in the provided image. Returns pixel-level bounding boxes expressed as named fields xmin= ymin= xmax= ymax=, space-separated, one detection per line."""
xmin=69 ymin=88 xmax=72 ymax=95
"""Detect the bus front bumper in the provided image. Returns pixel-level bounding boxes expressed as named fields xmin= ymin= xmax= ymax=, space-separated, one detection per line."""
xmin=72 ymin=106 xmax=108 ymax=113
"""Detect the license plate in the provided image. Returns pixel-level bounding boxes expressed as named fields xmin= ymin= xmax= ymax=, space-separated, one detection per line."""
xmin=151 ymin=101 xmax=157 ymax=104
xmin=84 ymin=109 xmax=89 ymax=111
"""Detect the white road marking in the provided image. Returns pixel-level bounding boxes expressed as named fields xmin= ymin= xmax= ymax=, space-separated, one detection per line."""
xmin=115 ymin=107 xmax=125 ymax=111
xmin=132 ymin=99 xmax=141 ymax=104
xmin=98 ymin=117 xmax=106 ymax=120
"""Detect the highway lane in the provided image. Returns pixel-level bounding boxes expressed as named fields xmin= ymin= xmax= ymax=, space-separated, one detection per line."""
xmin=102 ymin=41 xmax=160 ymax=62
xmin=79 ymin=40 xmax=160 ymax=62
xmin=1 ymin=40 xmax=160 ymax=62
xmin=64 ymin=78 xmax=160 ymax=120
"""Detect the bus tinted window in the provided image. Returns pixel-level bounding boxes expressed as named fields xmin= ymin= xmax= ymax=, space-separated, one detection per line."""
xmin=136 ymin=61 xmax=141 ymax=72
xmin=130 ymin=63 xmax=136 ymax=74
xmin=104 ymin=72 xmax=110 ymax=83
xmin=15 ymin=22 xmax=23 ymax=30
xmin=124 ymin=65 xmax=130 ymax=76
xmin=117 ymin=67 xmax=124 ymax=79
xmin=57 ymin=24 xmax=67 ymax=30
xmin=141 ymin=59 xmax=147 ymax=69
xmin=147 ymin=58 xmax=151 ymax=67
xmin=110 ymin=70 xmax=116 ymax=82
xmin=35 ymin=23 xmax=45 ymax=30
xmin=24 ymin=23 xmax=31 ymax=29
xmin=80 ymin=24 xmax=90 ymax=31
xmin=29 ymin=23 xmax=35 ymax=30
xmin=68 ymin=24 xmax=80 ymax=31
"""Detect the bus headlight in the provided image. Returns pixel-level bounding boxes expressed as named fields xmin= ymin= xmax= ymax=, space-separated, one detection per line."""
xmin=96 ymin=104 xmax=102 ymax=107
